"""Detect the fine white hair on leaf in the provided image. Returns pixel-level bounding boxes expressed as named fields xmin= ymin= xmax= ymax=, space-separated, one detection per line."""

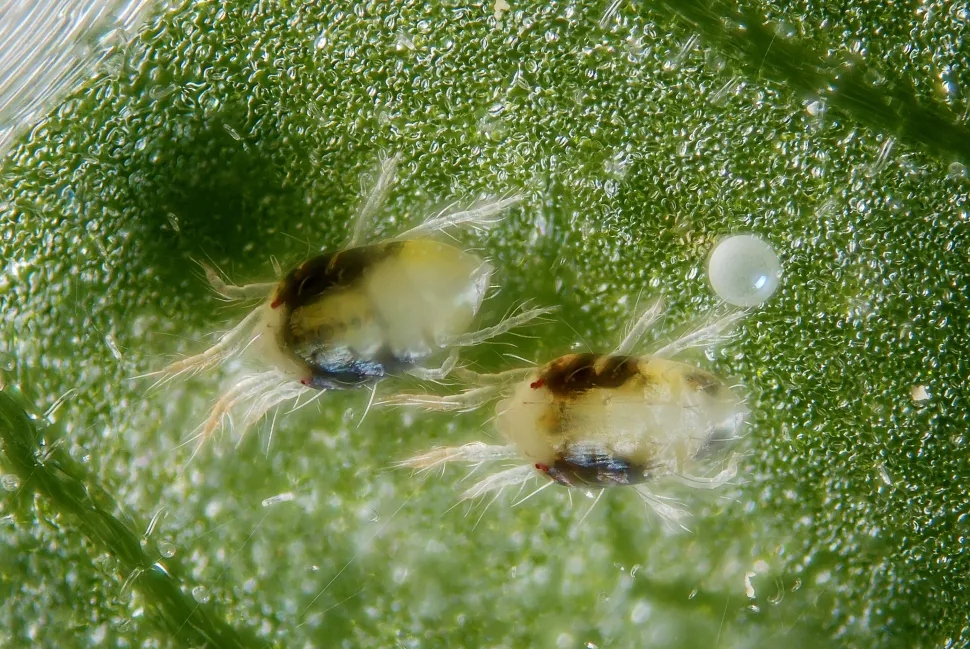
xmin=600 ymin=0 xmax=623 ymax=29
xmin=599 ymin=0 xmax=626 ymax=28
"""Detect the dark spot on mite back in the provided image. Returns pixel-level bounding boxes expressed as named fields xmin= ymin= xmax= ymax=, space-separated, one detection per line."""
xmin=539 ymin=353 xmax=640 ymax=397
xmin=302 ymin=344 xmax=405 ymax=391
xmin=684 ymin=369 xmax=723 ymax=397
xmin=275 ymin=243 xmax=407 ymax=388
xmin=275 ymin=242 xmax=404 ymax=311
xmin=546 ymin=453 xmax=652 ymax=487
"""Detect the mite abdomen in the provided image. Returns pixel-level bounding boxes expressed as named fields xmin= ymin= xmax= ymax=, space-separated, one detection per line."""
xmin=278 ymin=240 xmax=492 ymax=384
xmin=496 ymin=353 xmax=742 ymax=484
xmin=363 ymin=240 xmax=491 ymax=356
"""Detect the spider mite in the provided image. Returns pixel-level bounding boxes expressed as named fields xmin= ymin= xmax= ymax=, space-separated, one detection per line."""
xmin=150 ymin=154 xmax=552 ymax=459
xmin=387 ymin=299 xmax=747 ymax=524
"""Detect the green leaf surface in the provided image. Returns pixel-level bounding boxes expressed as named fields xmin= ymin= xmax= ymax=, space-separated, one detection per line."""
xmin=1 ymin=1 xmax=968 ymax=647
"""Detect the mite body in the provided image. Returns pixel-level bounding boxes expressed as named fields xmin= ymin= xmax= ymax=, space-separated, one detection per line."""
xmin=261 ymin=239 xmax=491 ymax=390
xmin=153 ymin=155 xmax=549 ymax=458
xmin=499 ymin=354 xmax=741 ymax=489
xmin=390 ymin=300 xmax=745 ymax=521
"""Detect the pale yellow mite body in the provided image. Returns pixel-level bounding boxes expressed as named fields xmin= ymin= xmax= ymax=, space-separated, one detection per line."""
xmin=391 ymin=300 xmax=746 ymax=520
xmin=152 ymin=155 xmax=550 ymax=460
xmin=276 ymin=240 xmax=489 ymax=379
xmin=497 ymin=354 xmax=742 ymax=488
xmin=255 ymin=239 xmax=493 ymax=391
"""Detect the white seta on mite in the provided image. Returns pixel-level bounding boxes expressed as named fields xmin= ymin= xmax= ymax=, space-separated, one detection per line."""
xmin=386 ymin=299 xmax=748 ymax=527
xmin=148 ymin=153 xmax=553 ymax=464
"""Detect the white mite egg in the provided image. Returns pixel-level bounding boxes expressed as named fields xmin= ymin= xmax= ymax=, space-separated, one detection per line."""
xmin=707 ymin=234 xmax=781 ymax=306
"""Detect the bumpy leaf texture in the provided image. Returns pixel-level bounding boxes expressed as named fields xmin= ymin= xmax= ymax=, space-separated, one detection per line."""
xmin=1 ymin=1 xmax=968 ymax=648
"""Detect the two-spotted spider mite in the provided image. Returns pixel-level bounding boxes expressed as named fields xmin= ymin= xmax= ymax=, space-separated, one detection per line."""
xmin=387 ymin=299 xmax=746 ymax=524
xmin=153 ymin=155 xmax=552 ymax=459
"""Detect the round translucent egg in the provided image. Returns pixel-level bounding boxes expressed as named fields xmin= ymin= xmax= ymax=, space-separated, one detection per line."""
xmin=707 ymin=234 xmax=781 ymax=306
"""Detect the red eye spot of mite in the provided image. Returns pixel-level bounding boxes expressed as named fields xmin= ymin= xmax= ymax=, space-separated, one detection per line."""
xmin=530 ymin=378 xmax=545 ymax=389
xmin=300 ymin=378 xmax=312 ymax=386
xmin=271 ymin=298 xmax=283 ymax=309
xmin=534 ymin=463 xmax=550 ymax=473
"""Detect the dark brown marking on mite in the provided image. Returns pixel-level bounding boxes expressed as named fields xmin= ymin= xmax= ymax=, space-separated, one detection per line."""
xmin=273 ymin=244 xmax=411 ymax=390
xmin=684 ymin=369 xmax=723 ymax=397
xmin=274 ymin=242 xmax=404 ymax=312
xmin=538 ymin=354 xmax=641 ymax=397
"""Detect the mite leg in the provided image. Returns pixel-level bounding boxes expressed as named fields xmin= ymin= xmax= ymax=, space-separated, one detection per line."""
xmin=405 ymin=349 xmax=461 ymax=381
xmin=693 ymin=415 xmax=747 ymax=460
xmin=634 ymin=485 xmax=689 ymax=530
xmin=650 ymin=310 xmax=746 ymax=358
xmin=613 ymin=297 xmax=665 ymax=355
xmin=199 ymin=371 xmax=288 ymax=442
xmin=390 ymin=194 xmax=523 ymax=240
xmin=237 ymin=378 xmax=312 ymax=445
xmin=382 ymin=365 xmax=531 ymax=410
xmin=380 ymin=383 xmax=506 ymax=412
xmin=176 ymin=371 xmax=287 ymax=466
xmin=199 ymin=262 xmax=276 ymax=301
xmin=671 ymin=456 xmax=738 ymax=490
xmin=154 ymin=308 xmax=263 ymax=381
xmin=445 ymin=304 xmax=556 ymax=348
xmin=452 ymin=366 xmax=534 ymax=385
xmin=461 ymin=465 xmax=537 ymax=501
xmin=397 ymin=442 xmax=520 ymax=470
xmin=347 ymin=153 xmax=402 ymax=248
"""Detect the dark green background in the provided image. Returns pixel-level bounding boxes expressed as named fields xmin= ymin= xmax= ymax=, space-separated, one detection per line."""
xmin=1 ymin=0 xmax=968 ymax=647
